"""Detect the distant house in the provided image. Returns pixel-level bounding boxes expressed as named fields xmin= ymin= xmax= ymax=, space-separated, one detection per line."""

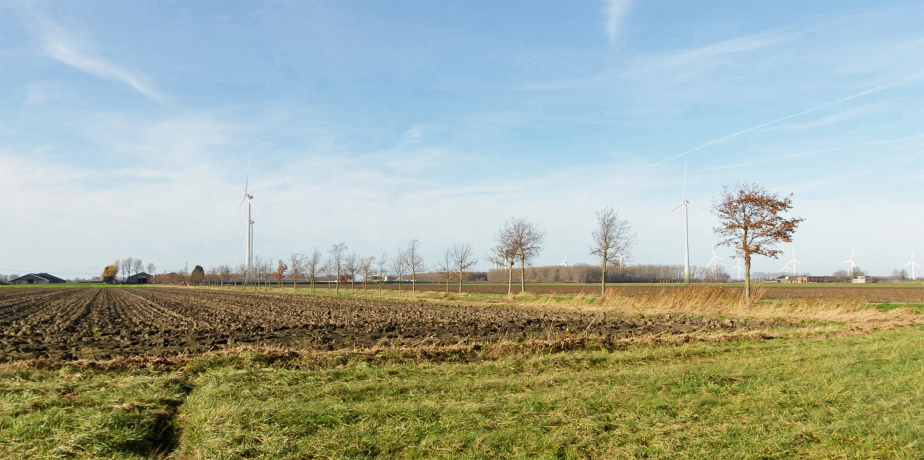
xmin=9 ymin=273 xmax=67 ymax=285
xmin=852 ymin=275 xmax=868 ymax=284
xmin=126 ymin=272 xmax=152 ymax=284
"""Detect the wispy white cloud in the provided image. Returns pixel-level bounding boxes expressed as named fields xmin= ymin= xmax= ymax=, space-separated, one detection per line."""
xmin=603 ymin=0 xmax=633 ymax=46
xmin=695 ymin=135 xmax=924 ymax=173
xmin=26 ymin=6 xmax=163 ymax=101
xmin=764 ymin=101 xmax=890 ymax=131
xmin=645 ymin=75 xmax=923 ymax=168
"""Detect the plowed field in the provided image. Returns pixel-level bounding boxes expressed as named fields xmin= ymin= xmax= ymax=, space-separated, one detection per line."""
xmin=0 ymin=288 xmax=786 ymax=361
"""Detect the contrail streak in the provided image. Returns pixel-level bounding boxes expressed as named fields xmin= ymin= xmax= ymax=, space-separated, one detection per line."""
xmin=645 ymin=74 xmax=923 ymax=169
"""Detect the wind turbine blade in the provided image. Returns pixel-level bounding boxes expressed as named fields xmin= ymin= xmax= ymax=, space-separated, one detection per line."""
xmin=686 ymin=202 xmax=713 ymax=220
xmin=244 ymin=154 xmax=251 ymax=194
xmin=246 ymin=197 xmax=262 ymax=214
xmin=654 ymin=202 xmax=684 ymax=222
xmin=226 ymin=197 xmax=246 ymax=222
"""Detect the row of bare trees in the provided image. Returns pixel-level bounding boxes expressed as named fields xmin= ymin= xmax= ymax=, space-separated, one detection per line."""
xmin=101 ymin=258 xmax=157 ymax=284
xmin=171 ymin=183 xmax=800 ymax=301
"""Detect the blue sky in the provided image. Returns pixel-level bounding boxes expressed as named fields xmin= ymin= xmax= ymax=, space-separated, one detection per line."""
xmin=1 ymin=0 xmax=922 ymax=279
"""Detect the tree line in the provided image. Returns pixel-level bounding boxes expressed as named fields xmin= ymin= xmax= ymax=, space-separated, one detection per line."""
xmin=101 ymin=183 xmax=806 ymax=300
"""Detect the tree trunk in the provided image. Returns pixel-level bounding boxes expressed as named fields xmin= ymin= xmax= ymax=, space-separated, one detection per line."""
xmin=398 ymin=280 xmax=402 ymax=293
xmin=458 ymin=271 xmax=463 ymax=293
xmin=412 ymin=274 xmax=416 ymax=292
xmin=336 ymin=270 xmax=340 ymax=294
xmin=507 ymin=266 xmax=512 ymax=295
xmin=520 ymin=259 xmax=526 ymax=293
xmin=601 ymin=258 xmax=607 ymax=296
xmin=744 ymin=255 xmax=752 ymax=302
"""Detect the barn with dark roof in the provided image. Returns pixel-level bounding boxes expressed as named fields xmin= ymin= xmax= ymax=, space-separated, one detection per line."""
xmin=9 ymin=273 xmax=67 ymax=285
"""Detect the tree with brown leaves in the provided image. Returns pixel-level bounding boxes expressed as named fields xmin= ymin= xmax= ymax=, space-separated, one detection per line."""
xmin=274 ymin=259 xmax=287 ymax=288
xmin=712 ymin=183 xmax=804 ymax=301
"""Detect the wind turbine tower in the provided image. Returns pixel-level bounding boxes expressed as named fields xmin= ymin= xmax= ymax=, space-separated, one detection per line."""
xmin=904 ymin=250 xmax=920 ymax=280
xmin=842 ymin=249 xmax=857 ymax=279
xmin=708 ymin=243 xmax=723 ymax=282
xmin=732 ymin=260 xmax=743 ymax=281
xmin=657 ymin=163 xmax=711 ymax=284
xmin=558 ymin=252 xmax=568 ymax=267
xmin=228 ymin=158 xmax=260 ymax=280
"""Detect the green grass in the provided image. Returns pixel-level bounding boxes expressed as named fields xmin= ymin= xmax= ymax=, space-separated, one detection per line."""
xmin=3 ymin=326 xmax=923 ymax=458
xmin=0 ymin=367 xmax=191 ymax=458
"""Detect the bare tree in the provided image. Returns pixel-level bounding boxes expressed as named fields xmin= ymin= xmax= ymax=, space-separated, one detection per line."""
xmin=132 ymin=259 xmax=143 ymax=279
xmin=713 ymin=183 xmax=804 ymax=301
xmin=329 ymin=243 xmax=347 ymax=294
xmin=405 ymin=239 xmax=427 ymax=292
xmin=390 ymin=249 xmax=407 ymax=293
xmin=590 ymin=207 xmax=636 ymax=295
xmin=273 ymin=259 xmax=287 ymax=288
xmin=219 ymin=265 xmax=231 ymax=287
xmin=306 ymin=248 xmax=322 ymax=292
xmin=378 ymin=252 xmax=388 ymax=293
xmin=236 ymin=262 xmax=248 ymax=287
xmin=146 ymin=262 xmax=156 ymax=277
xmin=449 ymin=241 xmax=478 ymax=293
xmin=320 ymin=259 xmax=333 ymax=290
xmin=359 ymin=256 xmax=376 ymax=293
xmin=489 ymin=228 xmax=518 ymax=295
xmin=289 ymin=253 xmax=305 ymax=290
xmin=504 ymin=218 xmax=545 ymax=293
xmin=437 ymin=249 xmax=454 ymax=292
xmin=120 ymin=258 xmax=133 ymax=283
xmin=344 ymin=253 xmax=358 ymax=292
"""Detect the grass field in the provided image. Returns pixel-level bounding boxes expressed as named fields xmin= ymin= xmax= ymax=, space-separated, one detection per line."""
xmin=2 ymin=325 xmax=922 ymax=459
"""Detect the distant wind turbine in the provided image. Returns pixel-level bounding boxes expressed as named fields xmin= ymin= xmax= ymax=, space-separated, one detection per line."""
xmin=732 ymin=260 xmax=743 ymax=281
xmin=708 ymin=244 xmax=723 ymax=282
xmin=904 ymin=250 xmax=920 ymax=280
xmin=789 ymin=247 xmax=802 ymax=275
xmin=558 ymin=252 xmax=568 ymax=267
xmin=655 ymin=163 xmax=712 ymax=284
xmin=227 ymin=156 xmax=260 ymax=280
xmin=842 ymin=249 xmax=858 ymax=278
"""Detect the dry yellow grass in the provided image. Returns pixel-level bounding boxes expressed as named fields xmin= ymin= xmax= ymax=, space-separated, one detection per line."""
xmin=527 ymin=285 xmax=923 ymax=325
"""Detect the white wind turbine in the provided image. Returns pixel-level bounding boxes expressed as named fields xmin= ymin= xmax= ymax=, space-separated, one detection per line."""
xmin=732 ymin=260 xmax=743 ymax=281
xmin=228 ymin=157 xmax=260 ymax=280
xmin=707 ymin=243 xmax=723 ymax=282
xmin=780 ymin=257 xmax=793 ymax=275
xmin=842 ymin=249 xmax=858 ymax=279
xmin=656 ymin=163 xmax=712 ymax=284
xmin=789 ymin=247 xmax=802 ymax=275
xmin=558 ymin=252 xmax=568 ymax=267
xmin=904 ymin=250 xmax=920 ymax=280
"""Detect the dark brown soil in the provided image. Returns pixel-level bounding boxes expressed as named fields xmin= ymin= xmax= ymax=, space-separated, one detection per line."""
xmin=0 ymin=288 xmax=791 ymax=362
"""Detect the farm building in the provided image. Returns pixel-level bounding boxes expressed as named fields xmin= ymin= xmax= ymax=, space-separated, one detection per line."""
xmin=126 ymin=272 xmax=152 ymax=284
xmin=9 ymin=273 xmax=67 ymax=285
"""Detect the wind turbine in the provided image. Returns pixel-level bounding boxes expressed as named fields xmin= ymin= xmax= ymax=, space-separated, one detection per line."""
xmin=558 ymin=252 xmax=568 ymax=267
xmin=780 ymin=258 xmax=793 ymax=275
xmin=228 ymin=157 xmax=260 ymax=280
xmin=656 ymin=163 xmax=712 ymax=284
xmin=904 ymin=250 xmax=920 ymax=280
xmin=707 ymin=243 xmax=723 ymax=282
xmin=842 ymin=249 xmax=857 ymax=279
xmin=732 ymin=260 xmax=743 ymax=281
xmin=789 ymin=247 xmax=802 ymax=275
